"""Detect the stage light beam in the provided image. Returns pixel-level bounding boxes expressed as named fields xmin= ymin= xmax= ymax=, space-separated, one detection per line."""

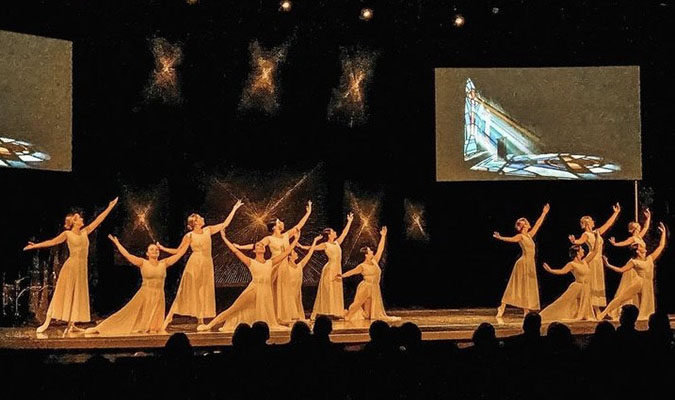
xmin=279 ymin=0 xmax=292 ymax=12
xmin=360 ymin=8 xmax=374 ymax=21
xmin=453 ymin=14 xmax=465 ymax=27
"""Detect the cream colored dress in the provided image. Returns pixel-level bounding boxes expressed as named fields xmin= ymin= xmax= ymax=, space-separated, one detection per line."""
xmin=87 ymin=260 xmax=166 ymax=335
xmin=500 ymin=234 xmax=540 ymax=310
xmin=46 ymin=230 xmax=91 ymax=322
xmin=584 ymin=231 xmax=606 ymax=307
xmin=170 ymin=228 xmax=216 ymax=318
xmin=539 ymin=260 xmax=595 ymax=321
xmin=608 ymin=236 xmax=643 ymax=319
xmin=311 ymin=241 xmax=344 ymax=318
xmin=632 ymin=256 xmax=655 ymax=320
xmin=344 ymin=260 xmax=400 ymax=322
xmin=219 ymin=259 xmax=281 ymax=331
xmin=269 ymin=233 xmax=304 ymax=322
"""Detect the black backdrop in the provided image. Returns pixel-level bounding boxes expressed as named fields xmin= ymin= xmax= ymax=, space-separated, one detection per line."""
xmin=1 ymin=0 xmax=672 ymax=318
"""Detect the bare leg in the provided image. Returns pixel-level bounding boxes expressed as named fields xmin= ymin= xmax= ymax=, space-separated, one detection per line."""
xmin=522 ymin=308 xmax=530 ymax=317
xmin=198 ymin=289 xmax=255 ymax=331
xmin=344 ymin=286 xmax=370 ymax=320
xmin=496 ymin=302 xmax=506 ymax=318
xmin=197 ymin=317 xmax=204 ymax=326
xmin=598 ymin=283 xmax=642 ymax=320
xmin=36 ymin=313 xmax=52 ymax=334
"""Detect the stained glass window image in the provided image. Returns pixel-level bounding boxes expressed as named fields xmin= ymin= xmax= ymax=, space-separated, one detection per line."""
xmin=0 ymin=137 xmax=51 ymax=169
xmin=463 ymin=79 xmax=621 ymax=179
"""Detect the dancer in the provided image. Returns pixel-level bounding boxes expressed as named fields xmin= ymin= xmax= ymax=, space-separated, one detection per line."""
xmin=568 ymin=203 xmax=621 ymax=313
xmin=539 ymin=231 xmax=601 ymax=322
xmin=493 ymin=203 xmax=550 ymax=321
xmin=308 ymin=212 xmax=354 ymax=319
xmin=197 ymin=229 xmax=300 ymax=332
xmin=607 ymin=208 xmax=651 ymax=316
xmin=159 ymin=200 xmax=243 ymax=330
xmin=337 ymin=226 xmax=401 ymax=322
xmin=24 ymin=197 xmax=119 ymax=335
xmin=599 ymin=222 xmax=667 ymax=320
xmin=86 ymin=236 xmax=189 ymax=336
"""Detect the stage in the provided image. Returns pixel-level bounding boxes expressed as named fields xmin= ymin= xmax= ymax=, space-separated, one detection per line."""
xmin=1 ymin=308 xmax=671 ymax=352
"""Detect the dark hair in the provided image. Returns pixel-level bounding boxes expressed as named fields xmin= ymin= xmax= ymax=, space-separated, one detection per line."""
xmin=360 ymin=246 xmax=370 ymax=254
xmin=266 ymin=219 xmax=278 ymax=233
xmin=313 ymin=315 xmax=333 ymax=338
xmin=630 ymin=243 xmax=641 ymax=258
xmin=619 ymin=304 xmax=639 ymax=328
xmin=322 ymin=228 xmax=333 ymax=240
xmin=569 ymin=245 xmax=582 ymax=260
xmin=522 ymin=312 xmax=542 ymax=336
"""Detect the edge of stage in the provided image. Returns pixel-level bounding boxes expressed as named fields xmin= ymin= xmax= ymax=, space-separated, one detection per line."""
xmin=1 ymin=308 xmax=672 ymax=352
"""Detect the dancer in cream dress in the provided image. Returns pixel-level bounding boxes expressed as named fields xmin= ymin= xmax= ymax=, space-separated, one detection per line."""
xmin=197 ymin=229 xmax=300 ymax=332
xmin=493 ymin=203 xmax=550 ymax=321
xmin=568 ymin=203 xmax=621 ymax=314
xmin=308 ymin=213 xmax=354 ymax=319
xmin=24 ymin=197 xmax=119 ymax=335
xmin=599 ymin=222 xmax=667 ymax=321
xmin=539 ymin=232 xmax=601 ymax=322
xmin=337 ymin=226 xmax=400 ymax=322
xmin=86 ymin=236 xmax=189 ymax=336
xmin=159 ymin=200 xmax=243 ymax=330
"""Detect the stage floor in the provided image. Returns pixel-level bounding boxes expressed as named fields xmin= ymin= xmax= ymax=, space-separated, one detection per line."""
xmin=1 ymin=308 xmax=671 ymax=351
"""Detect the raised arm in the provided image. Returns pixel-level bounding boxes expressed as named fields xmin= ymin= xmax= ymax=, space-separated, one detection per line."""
xmin=597 ymin=203 xmax=621 ymax=235
xmin=163 ymin=240 xmax=191 ymax=267
xmin=298 ymin=235 xmax=323 ymax=269
xmin=542 ymin=262 xmax=573 ymax=275
xmin=603 ymin=256 xmax=634 ymax=274
xmin=336 ymin=213 xmax=354 ymax=245
xmin=221 ymin=230 xmax=251 ymax=268
xmin=568 ymin=234 xmax=588 ymax=245
xmin=529 ymin=203 xmax=550 ymax=238
xmin=23 ymin=232 xmax=68 ymax=251
xmin=157 ymin=234 xmax=191 ymax=255
xmin=582 ymin=231 xmax=602 ymax=262
xmin=639 ymin=208 xmax=651 ymax=238
xmin=272 ymin=234 xmax=300 ymax=265
xmin=373 ymin=226 xmax=387 ymax=264
xmin=493 ymin=232 xmax=522 ymax=243
xmin=85 ymin=197 xmax=119 ymax=234
xmin=650 ymin=222 xmax=667 ymax=261
xmin=108 ymin=235 xmax=144 ymax=267
xmin=288 ymin=201 xmax=312 ymax=238
xmin=205 ymin=200 xmax=244 ymax=234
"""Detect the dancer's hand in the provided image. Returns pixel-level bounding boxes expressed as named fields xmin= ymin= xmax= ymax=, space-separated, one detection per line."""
xmin=608 ymin=237 xmax=616 ymax=245
xmin=306 ymin=200 xmax=312 ymax=213
xmin=613 ymin=203 xmax=621 ymax=213
xmin=313 ymin=235 xmax=322 ymax=243
xmin=155 ymin=242 xmax=166 ymax=251
xmin=644 ymin=208 xmax=651 ymax=218
xmin=493 ymin=231 xmax=501 ymax=239
xmin=568 ymin=235 xmax=576 ymax=244
xmin=23 ymin=241 xmax=36 ymax=251
xmin=234 ymin=199 xmax=244 ymax=210
xmin=334 ymin=274 xmax=342 ymax=281
xmin=347 ymin=212 xmax=354 ymax=222
xmin=542 ymin=263 xmax=552 ymax=272
xmin=107 ymin=234 xmax=119 ymax=244
xmin=542 ymin=203 xmax=550 ymax=214
xmin=602 ymin=255 xmax=610 ymax=267
xmin=108 ymin=197 xmax=119 ymax=208
xmin=380 ymin=226 xmax=388 ymax=236
xmin=658 ymin=222 xmax=666 ymax=234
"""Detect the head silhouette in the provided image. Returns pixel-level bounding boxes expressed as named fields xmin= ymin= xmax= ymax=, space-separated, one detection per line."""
xmin=290 ymin=321 xmax=311 ymax=345
xmin=313 ymin=315 xmax=333 ymax=342
xmin=619 ymin=304 xmax=639 ymax=330
xmin=522 ymin=312 xmax=542 ymax=337
xmin=251 ymin=321 xmax=270 ymax=346
xmin=232 ymin=323 xmax=252 ymax=349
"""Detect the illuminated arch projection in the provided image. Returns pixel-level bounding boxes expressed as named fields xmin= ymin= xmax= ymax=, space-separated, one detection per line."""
xmin=0 ymin=137 xmax=51 ymax=169
xmin=463 ymin=79 xmax=621 ymax=179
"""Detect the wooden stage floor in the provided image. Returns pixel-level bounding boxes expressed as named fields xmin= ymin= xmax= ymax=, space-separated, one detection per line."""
xmin=1 ymin=308 xmax=671 ymax=351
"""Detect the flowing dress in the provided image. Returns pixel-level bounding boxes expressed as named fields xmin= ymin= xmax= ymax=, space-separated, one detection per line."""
xmin=219 ymin=259 xmax=281 ymax=331
xmin=585 ymin=231 xmax=606 ymax=307
xmin=501 ymin=234 xmax=540 ymax=310
xmin=269 ymin=233 xmax=304 ymax=322
xmin=87 ymin=260 xmax=166 ymax=335
xmin=539 ymin=261 xmax=595 ymax=321
xmin=311 ymin=241 xmax=344 ymax=319
xmin=608 ymin=236 xmax=643 ymax=319
xmin=344 ymin=260 xmax=400 ymax=322
xmin=47 ymin=230 xmax=91 ymax=322
xmin=170 ymin=228 xmax=216 ymax=318
xmin=632 ymin=256 xmax=655 ymax=320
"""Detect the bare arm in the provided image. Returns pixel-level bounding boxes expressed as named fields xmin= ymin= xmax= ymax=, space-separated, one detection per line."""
xmin=221 ymin=230 xmax=251 ymax=268
xmin=272 ymin=234 xmax=300 ymax=265
xmin=568 ymin=234 xmax=589 ymax=245
xmin=373 ymin=226 xmax=387 ymax=264
xmin=23 ymin=231 xmax=68 ymax=251
xmin=336 ymin=265 xmax=363 ymax=280
xmin=297 ymin=242 xmax=327 ymax=251
xmin=234 ymin=235 xmax=269 ymax=251
xmin=650 ymin=223 xmax=667 ymax=261
xmin=288 ymin=201 xmax=312 ymax=238
xmin=336 ymin=213 xmax=354 ymax=245
xmin=163 ymin=240 xmax=191 ymax=267
xmin=298 ymin=235 xmax=323 ymax=269
xmin=85 ymin=197 xmax=119 ymax=234
xmin=529 ymin=203 xmax=550 ymax=238
xmin=639 ymin=208 xmax=651 ymax=238
xmin=603 ymin=256 xmax=634 ymax=273
xmin=157 ymin=234 xmax=191 ymax=255
xmin=108 ymin=235 xmax=144 ymax=267
xmin=597 ymin=203 xmax=621 ymax=235
xmin=493 ymin=232 xmax=522 ymax=243
xmin=582 ymin=232 xmax=602 ymax=262
xmin=609 ymin=236 xmax=635 ymax=247
xmin=205 ymin=200 xmax=244 ymax=234
xmin=542 ymin=262 xmax=573 ymax=276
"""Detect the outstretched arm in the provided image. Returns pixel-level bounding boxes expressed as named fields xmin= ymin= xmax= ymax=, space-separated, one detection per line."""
xmin=608 ymin=236 xmax=635 ymax=247
xmin=163 ymin=240 xmax=191 ymax=267
xmin=651 ymin=223 xmax=667 ymax=261
xmin=205 ymin=200 xmax=244 ymax=234
xmin=568 ymin=234 xmax=589 ymax=246
xmin=529 ymin=203 xmax=550 ymax=238
xmin=639 ymin=208 xmax=651 ymax=238
xmin=373 ymin=226 xmax=387 ymax=264
xmin=157 ymin=234 xmax=191 ymax=255
xmin=336 ymin=265 xmax=363 ymax=281
xmin=85 ymin=197 xmax=119 ymax=234
xmin=298 ymin=235 xmax=323 ymax=269
xmin=336 ymin=213 xmax=354 ymax=245
xmin=597 ymin=203 xmax=621 ymax=235
xmin=234 ymin=235 xmax=269 ymax=251
xmin=582 ymin=231 xmax=602 ymax=262
xmin=272 ymin=234 xmax=300 ymax=265
xmin=297 ymin=242 xmax=327 ymax=251
xmin=108 ymin=235 xmax=144 ymax=267
xmin=493 ymin=232 xmax=522 ymax=243
xmin=221 ymin=230 xmax=251 ymax=268
xmin=603 ymin=256 xmax=634 ymax=273
xmin=23 ymin=232 xmax=68 ymax=251
xmin=542 ymin=262 xmax=573 ymax=275
xmin=288 ymin=201 xmax=312 ymax=238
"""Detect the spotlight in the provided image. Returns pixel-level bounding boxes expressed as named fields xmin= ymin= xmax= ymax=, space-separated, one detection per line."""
xmin=279 ymin=0 xmax=292 ymax=12
xmin=186 ymin=0 xmax=199 ymax=5
xmin=360 ymin=8 xmax=374 ymax=21
xmin=491 ymin=7 xmax=500 ymax=14
xmin=453 ymin=14 xmax=465 ymax=27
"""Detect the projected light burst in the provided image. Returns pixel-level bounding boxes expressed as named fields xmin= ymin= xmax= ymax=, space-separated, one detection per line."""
xmin=404 ymin=199 xmax=429 ymax=241
xmin=343 ymin=187 xmax=383 ymax=266
xmin=144 ymin=37 xmax=183 ymax=104
xmin=327 ymin=48 xmax=377 ymax=127
xmin=239 ymin=40 xmax=289 ymax=114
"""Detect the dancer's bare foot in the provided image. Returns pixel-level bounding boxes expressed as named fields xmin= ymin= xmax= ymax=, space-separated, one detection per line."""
xmin=197 ymin=318 xmax=204 ymax=325
xmin=36 ymin=321 xmax=50 ymax=334
xmin=496 ymin=316 xmax=505 ymax=325
xmin=69 ymin=325 xmax=85 ymax=333
xmin=197 ymin=324 xmax=210 ymax=332
xmin=496 ymin=303 xmax=506 ymax=319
